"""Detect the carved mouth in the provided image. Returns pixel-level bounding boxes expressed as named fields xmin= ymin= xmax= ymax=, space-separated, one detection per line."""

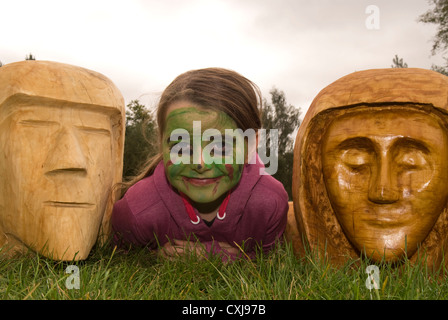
xmin=358 ymin=206 xmax=411 ymax=227
xmin=44 ymin=201 xmax=95 ymax=209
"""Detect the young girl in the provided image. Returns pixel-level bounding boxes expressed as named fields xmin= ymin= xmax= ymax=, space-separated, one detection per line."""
xmin=111 ymin=68 xmax=288 ymax=261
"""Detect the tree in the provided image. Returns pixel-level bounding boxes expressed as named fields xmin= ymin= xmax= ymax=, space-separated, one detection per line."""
xmin=419 ymin=0 xmax=448 ymax=75
xmin=419 ymin=0 xmax=448 ymax=55
xmin=430 ymin=63 xmax=448 ymax=76
xmin=261 ymin=88 xmax=301 ymax=200
xmin=391 ymin=54 xmax=408 ymax=68
xmin=25 ymin=53 xmax=36 ymax=60
xmin=122 ymin=100 xmax=158 ymax=179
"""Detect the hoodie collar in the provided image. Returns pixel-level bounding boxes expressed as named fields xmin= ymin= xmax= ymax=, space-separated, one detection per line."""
xmin=153 ymin=155 xmax=265 ymax=226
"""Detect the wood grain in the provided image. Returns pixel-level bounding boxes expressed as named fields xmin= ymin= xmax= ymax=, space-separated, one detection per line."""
xmin=0 ymin=61 xmax=125 ymax=260
xmin=289 ymin=68 xmax=448 ymax=267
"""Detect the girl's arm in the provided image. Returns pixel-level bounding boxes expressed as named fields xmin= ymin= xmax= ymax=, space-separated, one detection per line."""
xmin=111 ymin=196 xmax=157 ymax=250
xmin=159 ymin=195 xmax=288 ymax=262
xmin=159 ymin=239 xmax=243 ymax=262
xmin=260 ymin=196 xmax=289 ymax=254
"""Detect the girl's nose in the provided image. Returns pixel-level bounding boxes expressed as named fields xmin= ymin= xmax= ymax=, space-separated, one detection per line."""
xmin=190 ymin=146 xmax=211 ymax=173
xmin=193 ymin=156 xmax=211 ymax=173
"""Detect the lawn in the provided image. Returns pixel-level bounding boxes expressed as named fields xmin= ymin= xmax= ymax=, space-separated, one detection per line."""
xmin=0 ymin=239 xmax=447 ymax=301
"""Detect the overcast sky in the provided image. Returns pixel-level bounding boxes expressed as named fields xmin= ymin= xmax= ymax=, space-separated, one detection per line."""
xmin=1 ymin=0 xmax=444 ymax=118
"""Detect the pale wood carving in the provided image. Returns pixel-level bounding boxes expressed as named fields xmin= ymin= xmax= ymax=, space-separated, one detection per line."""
xmin=0 ymin=60 xmax=125 ymax=260
xmin=291 ymin=68 xmax=448 ymax=267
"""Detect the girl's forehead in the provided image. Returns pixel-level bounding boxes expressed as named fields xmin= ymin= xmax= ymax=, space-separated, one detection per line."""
xmin=166 ymin=106 xmax=216 ymax=121
xmin=165 ymin=105 xmax=237 ymax=131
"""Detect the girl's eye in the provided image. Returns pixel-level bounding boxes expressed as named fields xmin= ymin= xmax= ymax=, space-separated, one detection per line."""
xmin=210 ymin=141 xmax=231 ymax=155
xmin=216 ymin=141 xmax=227 ymax=151
xmin=170 ymin=142 xmax=192 ymax=157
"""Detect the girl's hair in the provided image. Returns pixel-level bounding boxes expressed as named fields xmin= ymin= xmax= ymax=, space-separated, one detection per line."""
xmin=121 ymin=67 xmax=263 ymax=195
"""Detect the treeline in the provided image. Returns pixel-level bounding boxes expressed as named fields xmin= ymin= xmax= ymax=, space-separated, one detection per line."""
xmin=4 ymin=0 xmax=448 ymax=199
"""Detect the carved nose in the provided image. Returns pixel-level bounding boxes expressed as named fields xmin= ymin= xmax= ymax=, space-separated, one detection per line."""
xmin=368 ymin=161 xmax=399 ymax=204
xmin=368 ymin=186 xmax=400 ymax=204
xmin=44 ymin=127 xmax=87 ymax=175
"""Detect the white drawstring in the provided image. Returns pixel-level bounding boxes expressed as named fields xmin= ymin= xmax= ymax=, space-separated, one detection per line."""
xmin=190 ymin=215 xmax=201 ymax=224
xmin=217 ymin=211 xmax=226 ymax=220
xmin=181 ymin=192 xmax=230 ymax=225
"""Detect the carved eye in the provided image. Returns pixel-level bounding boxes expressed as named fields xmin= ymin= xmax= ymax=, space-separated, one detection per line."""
xmin=393 ymin=139 xmax=430 ymax=171
xmin=341 ymin=149 xmax=372 ymax=172
xmin=78 ymin=126 xmax=111 ymax=136
xmin=395 ymin=150 xmax=428 ymax=170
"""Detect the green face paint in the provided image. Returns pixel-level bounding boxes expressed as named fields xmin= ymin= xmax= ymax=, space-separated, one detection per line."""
xmin=162 ymin=105 xmax=244 ymax=204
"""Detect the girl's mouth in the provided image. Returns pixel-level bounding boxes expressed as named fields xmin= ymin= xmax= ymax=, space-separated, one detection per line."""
xmin=182 ymin=176 xmax=222 ymax=186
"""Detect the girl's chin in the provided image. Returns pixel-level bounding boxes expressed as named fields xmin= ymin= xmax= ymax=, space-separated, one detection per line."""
xmin=182 ymin=191 xmax=225 ymax=204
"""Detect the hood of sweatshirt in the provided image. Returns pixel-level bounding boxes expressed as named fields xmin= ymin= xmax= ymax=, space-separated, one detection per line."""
xmin=153 ymin=154 xmax=266 ymax=236
xmin=292 ymin=67 xmax=448 ymax=266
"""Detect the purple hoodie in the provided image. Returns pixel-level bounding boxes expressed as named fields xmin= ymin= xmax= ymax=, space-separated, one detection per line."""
xmin=111 ymin=157 xmax=288 ymax=260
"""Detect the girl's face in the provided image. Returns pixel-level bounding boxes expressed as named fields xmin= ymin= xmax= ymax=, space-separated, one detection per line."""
xmin=162 ymin=101 xmax=244 ymax=204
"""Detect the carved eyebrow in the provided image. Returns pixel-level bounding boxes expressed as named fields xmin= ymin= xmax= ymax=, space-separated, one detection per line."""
xmin=337 ymin=137 xmax=375 ymax=151
xmin=392 ymin=137 xmax=430 ymax=153
xmin=77 ymin=125 xmax=111 ymax=135
xmin=19 ymin=119 xmax=58 ymax=126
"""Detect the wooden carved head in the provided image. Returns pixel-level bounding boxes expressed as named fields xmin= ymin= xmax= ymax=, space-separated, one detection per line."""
xmin=292 ymin=68 xmax=448 ymax=267
xmin=0 ymin=60 xmax=125 ymax=260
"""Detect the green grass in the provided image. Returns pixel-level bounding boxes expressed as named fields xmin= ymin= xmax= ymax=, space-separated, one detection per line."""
xmin=0 ymin=240 xmax=447 ymax=300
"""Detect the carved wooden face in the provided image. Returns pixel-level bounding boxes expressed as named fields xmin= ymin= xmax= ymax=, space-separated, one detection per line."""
xmin=0 ymin=99 xmax=118 ymax=260
xmin=322 ymin=107 xmax=448 ymax=262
